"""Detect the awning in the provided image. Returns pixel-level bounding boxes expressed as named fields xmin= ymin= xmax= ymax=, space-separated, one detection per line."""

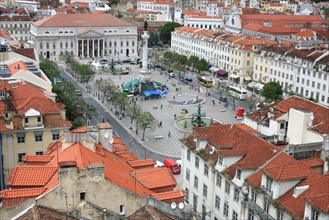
xmin=217 ymin=70 xmax=228 ymax=75
xmin=230 ymin=74 xmax=239 ymax=79
xmin=210 ymin=67 xmax=220 ymax=72
xmin=244 ymin=76 xmax=252 ymax=81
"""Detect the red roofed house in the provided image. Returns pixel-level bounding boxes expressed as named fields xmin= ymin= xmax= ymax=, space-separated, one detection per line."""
xmin=243 ymin=152 xmax=329 ymax=220
xmin=0 ymin=123 xmax=188 ymax=219
xmin=243 ymin=96 xmax=329 ymax=159
xmin=179 ymin=123 xmax=281 ymax=220
xmin=0 ymin=82 xmax=71 ymax=190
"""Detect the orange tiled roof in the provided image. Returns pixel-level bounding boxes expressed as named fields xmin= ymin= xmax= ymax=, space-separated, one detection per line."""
xmin=7 ymin=166 xmax=57 ymax=187
xmin=128 ymin=159 xmax=156 ymax=168
xmin=181 ymin=10 xmax=206 ymax=16
xmin=33 ymin=14 xmax=134 ymax=28
xmin=299 ymin=157 xmax=324 ymax=168
xmin=23 ymin=155 xmax=54 ymax=163
xmin=294 ymin=29 xmax=315 ymax=37
xmin=132 ymin=167 xmax=176 ymax=189
xmin=151 ymin=189 xmax=186 ymax=201
xmin=0 ymin=188 xmax=47 ymax=199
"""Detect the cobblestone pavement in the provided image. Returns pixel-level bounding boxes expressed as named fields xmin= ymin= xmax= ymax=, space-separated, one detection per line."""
xmin=79 ymin=64 xmax=241 ymax=158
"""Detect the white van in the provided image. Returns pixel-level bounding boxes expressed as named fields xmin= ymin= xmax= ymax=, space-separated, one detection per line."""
xmin=170 ymin=72 xmax=175 ymax=78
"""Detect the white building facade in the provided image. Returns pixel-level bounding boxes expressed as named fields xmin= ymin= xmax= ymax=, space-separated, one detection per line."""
xmin=30 ymin=14 xmax=138 ymax=61
xmin=137 ymin=0 xmax=175 ymax=21
xmin=0 ymin=15 xmax=32 ymax=43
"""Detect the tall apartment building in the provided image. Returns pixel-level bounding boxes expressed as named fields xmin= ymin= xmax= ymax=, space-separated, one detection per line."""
xmin=137 ymin=0 xmax=176 ymax=21
xmin=180 ymin=123 xmax=281 ymax=220
xmin=0 ymin=14 xmax=32 ymax=43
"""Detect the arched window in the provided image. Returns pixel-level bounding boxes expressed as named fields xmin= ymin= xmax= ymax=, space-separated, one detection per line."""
xmin=71 ymin=42 xmax=73 ymax=48
xmin=65 ymin=42 xmax=68 ymax=48
xmin=126 ymin=41 xmax=129 ymax=47
xmin=60 ymin=42 xmax=63 ymax=48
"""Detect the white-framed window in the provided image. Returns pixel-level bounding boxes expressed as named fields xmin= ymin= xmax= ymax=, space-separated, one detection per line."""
xmin=251 ymin=189 xmax=257 ymax=203
xmin=18 ymin=151 xmax=26 ymax=163
xmin=218 ymin=156 xmax=223 ymax=165
xmin=248 ymin=209 xmax=254 ymax=220
xmin=266 ymin=176 xmax=273 ymax=191
xmin=234 ymin=187 xmax=240 ymax=202
xmin=80 ymin=191 xmax=86 ymax=201
xmin=52 ymin=130 xmax=60 ymax=140
xmin=204 ymin=164 xmax=209 ymax=176
xmin=264 ymin=198 xmax=270 ymax=213
xmin=236 ymin=168 xmax=241 ymax=179
xmin=203 ymin=184 xmax=207 ymax=197
xmin=225 ymin=180 xmax=230 ymax=194
xmin=185 ymin=188 xmax=189 ymax=203
xmin=223 ymin=202 xmax=229 ymax=217
xmin=186 ymin=168 xmax=190 ymax=181
xmin=215 ymin=195 xmax=220 ymax=209
xmin=216 ymin=174 xmax=222 ymax=187
xmin=277 ymin=208 xmax=284 ymax=220
xmin=34 ymin=131 xmax=43 ymax=142
xmin=17 ymin=133 xmax=26 ymax=144
xmin=232 ymin=210 xmax=238 ymax=220
xmin=194 ymin=176 xmax=198 ymax=189
xmin=120 ymin=205 xmax=125 ymax=215
xmin=311 ymin=207 xmax=319 ymax=220
xmin=187 ymin=150 xmax=191 ymax=161
xmin=195 ymin=157 xmax=199 ymax=168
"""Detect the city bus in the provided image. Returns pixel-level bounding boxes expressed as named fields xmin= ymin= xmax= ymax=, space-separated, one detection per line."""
xmin=228 ymin=86 xmax=248 ymax=99
xmin=197 ymin=76 xmax=213 ymax=88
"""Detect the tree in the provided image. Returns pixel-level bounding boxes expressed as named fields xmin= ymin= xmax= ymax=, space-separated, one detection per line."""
xmin=94 ymin=78 xmax=117 ymax=103
xmin=245 ymin=94 xmax=258 ymax=112
xmin=149 ymin=32 xmax=159 ymax=47
xmin=160 ymin=22 xmax=181 ymax=43
xmin=195 ymin=59 xmax=209 ymax=73
xmin=261 ymin=82 xmax=283 ymax=102
xmin=216 ymin=81 xmax=228 ymax=98
xmin=187 ymin=55 xmax=199 ymax=71
xmin=76 ymin=64 xmax=95 ymax=85
xmin=126 ymin=102 xmax=142 ymax=128
xmin=136 ymin=111 xmax=156 ymax=141
xmin=112 ymin=92 xmax=128 ymax=116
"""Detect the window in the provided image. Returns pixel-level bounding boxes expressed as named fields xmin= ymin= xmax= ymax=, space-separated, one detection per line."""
xmin=36 ymin=151 xmax=43 ymax=155
xmin=251 ymin=190 xmax=257 ymax=203
xmin=232 ymin=210 xmax=238 ymax=220
xmin=311 ymin=207 xmax=319 ymax=220
xmin=37 ymin=117 xmax=41 ymax=122
xmin=34 ymin=132 xmax=43 ymax=142
xmin=202 ymin=205 xmax=206 ymax=220
xmin=234 ymin=187 xmax=240 ymax=202
xmin=120 ymin=205 xmax=125 ymax=215
xmin=248 ymin=209 xmax=254 ymax=220
xmin=186 ymin=168 xmax=190 ymax=181
xmin=186 ymin=150 xmax=191 ymax=161
xmin=25 ymin=117 xmax=29 ymax=124
xmin=216 ymin=174 xmax=222 ymax=187
xmin=223 ymin=202 xmax=229 ymax=217
xmin=264 ymin=198 xmax=270 ymax=213
xmin=280 ymin=123 xmax=285 ymax=129
xmin=195 ymin=157 xmax=199 ymax=168
xmin=215 ymin=195 xmax=220 ymax=209
xmin=18 ymin=152 xmax=26 ymax=163
xmin=236 ymin=169 xmax=241 ymax=179
xmin=225 ymin=180 xmax=230 ymax=194
xmin=203 ymin=184 xmax=207 ymax=197
xmin=194 ymin=176 xmax=198 ymax=189
xmin=17 ymin=133 xmax=26 ymax=144
xmin=277 ymin=208 xmax=284 ymax=220
xmin=193 ymin=194 xmax=197 ymax=211
xmin=52 ymin=131 xmax=60 ymax=140
xmin=218 ymin=156 xmax=223 ymax=165
xmin=204 ymin=164 xmax=209 ymax=176
xmin=185 ymin=188 xmax=189 ymax=203
xmin=266 ymin=176 xmax=272 ymax=191
xmin=80 ymin=192 xmax=85 ymax=201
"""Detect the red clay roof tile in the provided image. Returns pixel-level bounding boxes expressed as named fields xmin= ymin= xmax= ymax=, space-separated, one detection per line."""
xmin=128 ymin=159 xmax=156 ymax=168
xmin=132 ymin=168 xmax=176 ymax=189
xmin=151 ymin=189 xmax=186 ymax=201
xmin=0 ymin=188 xmax=47 ymax=199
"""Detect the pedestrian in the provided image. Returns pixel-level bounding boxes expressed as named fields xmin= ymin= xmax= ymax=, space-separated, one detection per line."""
xmin=119 ymin=76 xmax=121 ymax=80
xmin=174 ymin=114 xmax=176 ymax=120
xmin=168 ymin=131 xmax=171 ymax=138
xmin=173 ymin=96 xmax=175 ymax=101
xmin=212 ymin=100 xmax=215 ymax=105
xmin=160 ymin=121 xmax=162 ymax=127
xmin=160 ymin=104 xmax=163 ymax=110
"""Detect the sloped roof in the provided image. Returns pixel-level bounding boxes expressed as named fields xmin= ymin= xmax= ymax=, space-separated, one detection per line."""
xmin=33 ymin=14 xmax=134 ymax=28
xmin=23 ymin=155 xmax=54 ymax=164
xmin=128 ymin=159 xmax=156 ymax=168
xmin=0 ymin=187 xmax=47 ymax=199
xmin=132 ymin=168 xmax=176 ymax=189
xmin=151 ymin=189 xmax=186 ymax=201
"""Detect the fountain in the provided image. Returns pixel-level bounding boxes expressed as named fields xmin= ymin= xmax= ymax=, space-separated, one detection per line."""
xmin=175 ymin=104 xmax=219 ymax=132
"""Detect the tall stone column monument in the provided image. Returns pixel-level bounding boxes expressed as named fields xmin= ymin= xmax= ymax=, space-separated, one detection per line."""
xmin=139 ymin=20 xmax=151 ymax=80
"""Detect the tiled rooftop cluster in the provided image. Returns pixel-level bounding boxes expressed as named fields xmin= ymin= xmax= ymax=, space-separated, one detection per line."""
xmin=0 ymin=123 xmax=185 ymax=208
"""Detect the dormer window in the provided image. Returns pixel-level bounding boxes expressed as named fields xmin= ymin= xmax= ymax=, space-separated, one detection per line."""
xmin=218 ymin=156 xmax=223 ymax=165
xmin=266 ymin=176 xmax=273 ymax=191
xmin=4 ymin=112 xmax=9 ymax=119
xmin=37 ymin=117 xmax=41 ymax=122
xmin=311 ymin=207 xmax=319 ymax=220
xmin=236 ymin=168 xmax=241 ymax=179
xmin=24 ymin=117 xmax=28 ymax=124
xmin=0 ymin=92 xmax=4 ymax=97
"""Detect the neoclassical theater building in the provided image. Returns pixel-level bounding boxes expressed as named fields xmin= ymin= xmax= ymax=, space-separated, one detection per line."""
xmin=31 ymin=14 xmax=138 ymax=61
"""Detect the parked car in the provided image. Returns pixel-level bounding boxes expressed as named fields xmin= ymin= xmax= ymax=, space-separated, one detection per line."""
xmin=154 ymin=160 xmax=165 ymax=167
xmin=130 ymin=59 xmax=137 ymax=65
xmin=122 ymin=58 xmax=131 ymax=63
xmin=164 ymin=158 xmax=181 ymax=174
xmin=169 ymin=72 xmax=175 ymax=78
xmin=220 ymin=96 xmax=228 ymax=102
xmin=185 ymin=77 xmax=193 ymax=82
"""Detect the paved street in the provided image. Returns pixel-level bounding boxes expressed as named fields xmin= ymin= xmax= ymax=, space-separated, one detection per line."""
xmin=78 ymin=63 xmax=240 ymax=159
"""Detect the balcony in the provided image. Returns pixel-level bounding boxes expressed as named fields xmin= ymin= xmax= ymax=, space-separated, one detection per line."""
xmin=260 ymin=185 xmax=273 ymax=198
xmin=245 ymin=199 xmax=276 ymax=220
xmin=24 ymin=122 xmax=44 ymax=130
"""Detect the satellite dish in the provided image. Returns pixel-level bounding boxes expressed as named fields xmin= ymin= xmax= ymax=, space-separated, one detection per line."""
xmin=170 ymin=202 xmax=177 ymax=210
xmin=178 ymin=202 xmax=184 ymax=210
xmin=104 ymin=132 xmax=109 ymax=139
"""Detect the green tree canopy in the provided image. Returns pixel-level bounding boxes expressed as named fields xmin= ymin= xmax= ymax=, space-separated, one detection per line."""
xmin=195 ymin=59 xmax=209 ymax=73
xmin=160 ymin=22 xmax=181 ymax=43
xmin=149 ymin=32 xmax=159 ymax=47
xmin=136 ymin=111 xmax=156 ymax=141
xmin=261 ymin=82 xmax=283 ymax=102
xmin=187 ymin=55 xmax=199 ymax=68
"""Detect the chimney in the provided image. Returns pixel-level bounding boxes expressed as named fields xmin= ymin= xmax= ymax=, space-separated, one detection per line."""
xmin=98 ymin=123 xmax=113 ymax=152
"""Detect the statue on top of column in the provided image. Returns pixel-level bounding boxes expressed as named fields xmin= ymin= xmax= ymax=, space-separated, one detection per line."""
xmin=144 ymin=20 xmax=148 ymax=31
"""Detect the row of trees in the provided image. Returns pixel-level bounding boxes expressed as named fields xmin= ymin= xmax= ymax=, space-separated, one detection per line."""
xmin=94 ymin=79 xmax=157 ymax=140
xmin=163 ymin=52 xmax=209 ymax=73
xmin=40 ymin=59 xmax=98 ymax=129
